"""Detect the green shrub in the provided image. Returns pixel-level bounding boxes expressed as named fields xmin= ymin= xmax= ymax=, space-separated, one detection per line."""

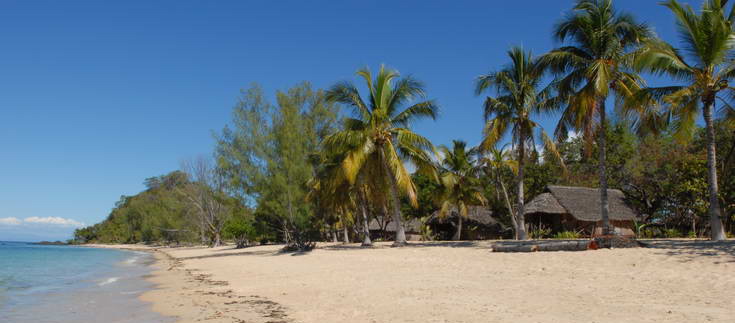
xmin=224 ymin=217 xmax=256 ymax=249
xmin=641 ymin=228 xmax=657 ymax=238
xmin=529 ymin=224 xmax=551 ymax=239
xmin=687 ymin=231 xmax=697 ymax=239
xmin=419 ymin=218 xmax=435 ymax=241
xmin=553 ymin=231 xmax=581 ymax=239
xmin=663 ymin=228 xmax=683 ymax=238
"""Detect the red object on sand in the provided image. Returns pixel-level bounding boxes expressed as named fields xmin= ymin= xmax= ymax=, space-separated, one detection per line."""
xmin=588 ymin=240 xmax=598 ymax=250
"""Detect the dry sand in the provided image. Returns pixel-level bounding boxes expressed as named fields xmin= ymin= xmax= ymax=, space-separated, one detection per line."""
xmin=96 ymin=240 xmax=735 ymax=323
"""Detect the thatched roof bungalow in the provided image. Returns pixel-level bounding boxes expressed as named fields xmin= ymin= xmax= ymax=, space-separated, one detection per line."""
xmin=368 ymin=216 xmax=423 ymax=241
xmin=524 ymin=185 xmax=638 ymax=236
xmin=427 ymin=206 xmax=507 ymax=240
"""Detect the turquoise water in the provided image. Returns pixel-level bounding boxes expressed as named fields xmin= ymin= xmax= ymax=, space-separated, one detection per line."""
xmin=0 ymin=242 xmax=171 ymax=322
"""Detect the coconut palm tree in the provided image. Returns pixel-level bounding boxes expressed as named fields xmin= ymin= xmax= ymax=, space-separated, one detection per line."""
xmin=324 ymin=65 xmax=438 ymax=246
xmin=481 ymin=147 xmax=520 ymax=239
xmin=631 ymin=0 xmax=733 ymax=240
xmin=538 ymin=0 xmax=651 ymax=235
xmin=476 ymin=46 xmax=564 ymax=240
xmin=435 ymin=140 xmax=487 ymax=240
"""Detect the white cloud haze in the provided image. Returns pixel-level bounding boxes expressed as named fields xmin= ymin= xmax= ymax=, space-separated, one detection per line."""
xmin=0 ymin=217 xmax=22 ymax=225
xmin=0 ymin=216 xmax=84 ymax=227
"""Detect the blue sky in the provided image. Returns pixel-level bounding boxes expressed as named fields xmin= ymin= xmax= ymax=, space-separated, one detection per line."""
xmin=0 ymin=1 xmax=696 ymax=241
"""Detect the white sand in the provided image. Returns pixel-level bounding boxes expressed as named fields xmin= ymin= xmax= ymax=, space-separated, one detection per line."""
xmin=95 ymin=240 xmax=735 ymax=323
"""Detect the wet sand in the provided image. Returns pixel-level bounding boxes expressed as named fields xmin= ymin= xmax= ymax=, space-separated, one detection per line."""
xmin=94 ymin=240 xmax=735 ymax=323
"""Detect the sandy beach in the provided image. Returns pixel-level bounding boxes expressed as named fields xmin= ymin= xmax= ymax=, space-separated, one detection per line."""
xmin=95 ymin=240 xmax=735 ymax=323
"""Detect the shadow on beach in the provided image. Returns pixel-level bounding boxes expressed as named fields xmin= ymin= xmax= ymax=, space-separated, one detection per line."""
xmin=319 ymin=240 xmax=489 ymax=251
xmin=176 ymin=248 xmax=278 ymax=260
xmin=641 ymin=239 xmax=735 ymax=264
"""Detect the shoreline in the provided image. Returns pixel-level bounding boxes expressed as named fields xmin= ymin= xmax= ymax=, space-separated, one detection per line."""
xmin=90 ymin=240 xmax=735 ymax=323
xmin=88 ymin=244 xmax=290 ymax=323
xmin=1 ymin=243 xmax=170 ymax=323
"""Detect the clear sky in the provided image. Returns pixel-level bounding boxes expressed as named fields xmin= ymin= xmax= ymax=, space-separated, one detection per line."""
xmin=0 ymin=0 xmax=697 ymax=241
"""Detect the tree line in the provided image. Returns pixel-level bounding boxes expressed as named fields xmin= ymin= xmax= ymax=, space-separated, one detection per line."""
xmin=76 ymin=0 xmax=735 ymax=248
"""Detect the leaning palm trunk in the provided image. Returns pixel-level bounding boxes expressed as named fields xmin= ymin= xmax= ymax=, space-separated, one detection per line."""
xmin=452 ymin=215 xmax=463 ymax=241
xmin=516 ymin=133 xmax=528 ymax=240
xmin=387 ymin=181 xmax=407 ymax=245
xmin=381 ymin=151 xmax=407 ymax=246
xmin=342 ymin=215 xmax=350 ymax=243
xmin=598 ymin=99 xmax=611 ymax=235
xmin=377 ymin=147 xmax=408 ymax=246
xmin=499 ymin=178 xmax=518 ymax=239
xmin=703 ymin=101 xmax=727 ymax=241
xmin=358 ymin=188 xmax=373 ymax=246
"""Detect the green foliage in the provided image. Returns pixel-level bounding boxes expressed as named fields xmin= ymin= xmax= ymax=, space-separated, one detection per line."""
xmin=74 ymin=171 xmax=198 ymax=244
xmin=663 ymin=228 xmax=683 ymax=239
xmin=419 ymin=218 xmax=435 ymax=241
xmin=528 ymin=224 xmax=552 ymax=239
xmin=224 ymin=215 xmax=256 ymax=248
xmin=553 ymin=231 xmax=582 ymax=239
xmin=216 ymin=82 xmax=340 ymax=250
xmin=401 ymin=173 xmax=441 ymax=220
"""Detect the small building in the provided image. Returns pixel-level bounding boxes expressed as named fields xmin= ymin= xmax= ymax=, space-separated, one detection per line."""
xmin=368 ymin=216 xmax=423 ymax=241
xmin=523 ymin=185 xmax=638 ymax=237
xmin=427 ymin=206 xmax=508 ymax=240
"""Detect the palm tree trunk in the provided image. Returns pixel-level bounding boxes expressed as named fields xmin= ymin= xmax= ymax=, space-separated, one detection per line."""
xmin=499 ymin=177 xmax=518 ymax=239
xmin=598 ymin=99 xmax=611 ymax=235
xmin=453 ymin=215 xmax=463 ymax=241
xmin=387 ymin=182 xmax=407 ymax=246
xmin=703 ymin=101 xmax=727 ymax=241
xmin=342 ymin=217 xmax=350 ymax=244
xmin=358 ymin=187 xmax=373 ymax=246
xmin=516 ymin=132 xmax=528 ymax=240
xmin=379 ymin=148 xmax=407 ymax=246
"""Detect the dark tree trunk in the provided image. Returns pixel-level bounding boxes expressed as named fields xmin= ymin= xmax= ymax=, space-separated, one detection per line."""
xmin=598 ymin=99 xmax=611 ymax=235
xmin=516 ymin=130 xmax=528 ymax=240
xmin=212 ymin=232 xmax=222 ymax=247
xmin=703 ymin=101 xmax=727 ymax=241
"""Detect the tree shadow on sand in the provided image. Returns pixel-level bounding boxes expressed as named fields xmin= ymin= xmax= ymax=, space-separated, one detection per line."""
xmin=640 ymin=239 xmax=735 ymax=264
xmin=177 ymin=249 xmax=278 ymax=260
xmin=319 ymin=241 xmax=488 ymax=251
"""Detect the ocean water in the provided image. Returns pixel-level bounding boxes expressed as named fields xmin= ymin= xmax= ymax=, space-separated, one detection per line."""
xmin=0 ymin=242 xmax=172 ymax=323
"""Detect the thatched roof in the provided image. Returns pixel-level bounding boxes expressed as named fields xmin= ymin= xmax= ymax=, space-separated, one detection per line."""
xmin=524 ymin=185 xmax=637 ymax=222
xmin=427 ymin=205 xmax=500 ymax=226
xmin=368 ymin=217 xmax=422 ymax=233
xmin=523 ymin=193 xmax=566 ymax=215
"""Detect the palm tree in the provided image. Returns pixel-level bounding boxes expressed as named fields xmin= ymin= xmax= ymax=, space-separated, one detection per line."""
xmin=325 ymin=66 xmax=438 ymax=246
xmin=435 ymin=140 xmax=487 ymax=240
xmin=538 ymin=0 xmax=651 ymax=236
xmin=476 ymin=46 xmax=563 ymax=240
xmin=481 ymin=147 xmax=520 ymax=239
xmin=631 ymin=0 xmax=733 ymax=240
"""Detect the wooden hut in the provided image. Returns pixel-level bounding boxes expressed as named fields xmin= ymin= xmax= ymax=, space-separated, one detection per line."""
xmin=523 ymin=185 xmax=638 ymax=236
xmin=427 ymin=206 xmax=507 ymax=240
xmin=368 ymin=216 xmax=423 ymax=241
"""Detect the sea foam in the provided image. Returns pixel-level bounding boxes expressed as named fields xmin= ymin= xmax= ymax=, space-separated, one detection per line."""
xmin=98 ymin=277 xmax=119 ymax=286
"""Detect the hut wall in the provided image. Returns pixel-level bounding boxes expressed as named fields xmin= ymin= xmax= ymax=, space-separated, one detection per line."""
xmin=592 ymin=220 xmax=634 ymax=236
xmin=526 ymin=213 xmax=566 ymax=233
